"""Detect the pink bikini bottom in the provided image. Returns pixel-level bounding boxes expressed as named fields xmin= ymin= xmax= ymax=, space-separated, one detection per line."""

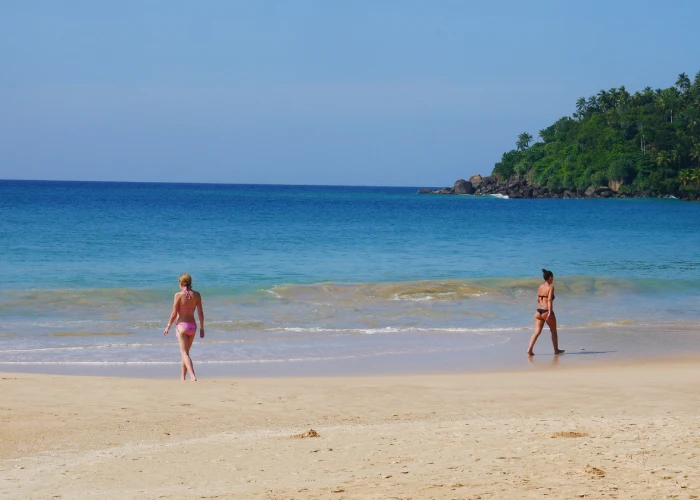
xmin=177 ymin=322 xmax=197 ymax=336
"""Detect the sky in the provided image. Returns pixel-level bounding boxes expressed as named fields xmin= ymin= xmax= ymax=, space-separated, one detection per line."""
xmin=1 ymin=1 xmax=700 ymax=187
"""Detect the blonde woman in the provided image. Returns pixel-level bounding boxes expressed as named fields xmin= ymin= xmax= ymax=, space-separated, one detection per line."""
xmin=527 ymin=269 xmax=564 ymax=356
xmin=164 ymin=273 xmax=204 ymax=381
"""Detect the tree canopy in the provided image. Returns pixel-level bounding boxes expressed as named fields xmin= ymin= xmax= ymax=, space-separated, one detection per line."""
xmin=492 ymin=72 xmax=700 ymax=197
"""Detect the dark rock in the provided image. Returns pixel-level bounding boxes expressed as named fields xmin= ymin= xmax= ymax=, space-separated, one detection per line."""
xmin=453 ymin=179 xmax=474 ymax=195
xmin=418 ymin=176 xmax=676 ymax=200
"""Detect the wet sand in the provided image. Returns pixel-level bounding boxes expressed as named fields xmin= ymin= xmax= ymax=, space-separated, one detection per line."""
xmin=4 ymin=322 xmax=699 ymax=379
xmin=2 ymin=359 xmax=700 ymax=499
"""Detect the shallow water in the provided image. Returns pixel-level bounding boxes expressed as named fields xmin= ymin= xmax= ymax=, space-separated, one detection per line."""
xmin=1 ymin=180 xmax=699 ymax=374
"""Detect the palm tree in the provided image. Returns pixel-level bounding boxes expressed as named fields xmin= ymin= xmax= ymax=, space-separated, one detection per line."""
xmin=690 ymin=144 xmax=700 ymax=168
xmin=676 ymin=72 xmax=691 ymax=93
xmin=655 ymin=89 xmax=680 ymax=123
xmin=671 ymin=145 xmax=683 ymax=168
xmin=575 ymin=97 xmax=587 ymax=119
xmin=516 ymin=132 xmax=533 ymax=151
xmin=691 ymin=169 xmax=700 ymax=185
xmin=679 ymin=169 xmax=691 ymax=186
xmin=655 ymin=91 xmax=668 ymax=121
xmin=639 ymin=124 xmax=646 ymax=153
xmin=597 ymin=90 xmax=610 ymax=112
xmin=656 ymin=151 xmax=670 ymax=169
xmin=616 ymin=85 xmax=630 ymax=107
xmin=587 ymin=95 xmax=599 ymax=112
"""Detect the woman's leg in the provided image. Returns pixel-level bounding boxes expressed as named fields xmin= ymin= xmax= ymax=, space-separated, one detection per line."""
xmin=176 ymin=330 xmax=197 ymax=381
xmin=527 ymin=317 xmax=545 ymax=355
xmin=546 ymin=314 xmax=564 ymax=354
xmin=185 ymin=333 xmax=196 ymax=381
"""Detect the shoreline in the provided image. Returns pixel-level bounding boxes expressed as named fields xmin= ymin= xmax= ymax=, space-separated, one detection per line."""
xmin=3 ymin=358 xmax=700 ymax=498
xmin=1 ymin=349 xmax=699 ymax=379
xmin=2 ymin=351 xmax=700 ymax=379
xmin=419 ymin=175 xmax=700 ymax=200
xmin=3 ymin=320 xmax=698 ymax=379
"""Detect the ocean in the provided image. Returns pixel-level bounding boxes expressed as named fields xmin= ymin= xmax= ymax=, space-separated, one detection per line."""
xmin=1 ymin=180 xmax=699 ymax=376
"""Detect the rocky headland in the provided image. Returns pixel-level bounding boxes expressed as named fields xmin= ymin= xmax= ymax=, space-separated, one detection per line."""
xmin=418 ymin=174 xmax=694 ymax=200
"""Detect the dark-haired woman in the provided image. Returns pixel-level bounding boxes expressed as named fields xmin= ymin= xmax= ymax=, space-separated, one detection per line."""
xmin=526 ymin=269 xmax=564 ymax=356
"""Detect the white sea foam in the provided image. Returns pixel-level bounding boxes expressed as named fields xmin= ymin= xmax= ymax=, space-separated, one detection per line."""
xmin=264 ymin=288 xmax=283 ymax=299
xmin=489 ymin=193 xmax=509 ymax=199
xmin=270 ymin=326 xmax=524 ymax=335
xmin=392 ymin=295 xmax=435 ymax=301
xmin=390 ymin=292 xmax=488 ymax=301
xmin=0 ymin=342 xmax=167 ymax=353
xmin=0 ymin=340 xmax=511 ymax=366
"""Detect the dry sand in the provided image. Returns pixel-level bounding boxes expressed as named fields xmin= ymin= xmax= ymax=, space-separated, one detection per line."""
xmin=2 ymin=360 xmax=699 ymax=499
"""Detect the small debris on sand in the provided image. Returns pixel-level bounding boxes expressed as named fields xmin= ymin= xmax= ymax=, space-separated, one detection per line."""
xmin=552 ymin=431 xmax=589 ymax=438
xmin=584 ymin=464 xmax=606 ymax=476
xmin=293 ymin=429 xmax=320 ymax=439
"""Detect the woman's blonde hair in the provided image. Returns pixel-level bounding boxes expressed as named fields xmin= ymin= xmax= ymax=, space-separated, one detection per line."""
xmin=179 ymin=273 xmax=193 ymax=289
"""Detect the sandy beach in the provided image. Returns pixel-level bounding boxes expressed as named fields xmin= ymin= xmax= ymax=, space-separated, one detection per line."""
xmin=2 ymin=360 xmax=699 ymax=499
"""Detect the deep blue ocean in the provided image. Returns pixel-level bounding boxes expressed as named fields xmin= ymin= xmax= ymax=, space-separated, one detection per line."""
xmin=2 ymin=180 xmax=699 ymax=375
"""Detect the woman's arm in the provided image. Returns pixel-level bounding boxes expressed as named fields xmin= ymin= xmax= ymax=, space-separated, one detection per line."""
xmin=198 ymin=294 xmax=205 ymax=338
xmin=546 ymin=287 xmax=554 ymax=319
xmin=163 ymin=294 xmax=179 ymax=335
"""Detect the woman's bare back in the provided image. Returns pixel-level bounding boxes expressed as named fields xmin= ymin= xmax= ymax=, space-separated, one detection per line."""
xmin=176 ymin=291 xmax=200 ymax=323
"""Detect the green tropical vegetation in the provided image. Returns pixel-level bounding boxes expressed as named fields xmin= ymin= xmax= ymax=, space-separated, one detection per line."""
xmin=493 ymin=72 xmax=700 ymax=198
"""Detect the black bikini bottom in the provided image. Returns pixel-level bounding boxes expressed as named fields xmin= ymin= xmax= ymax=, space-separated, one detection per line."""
xmin=537 ymin=308 xmax=549 ymax=314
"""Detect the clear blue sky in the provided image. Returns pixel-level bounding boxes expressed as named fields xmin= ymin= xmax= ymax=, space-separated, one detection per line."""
xmin=2 ymin=1 xmax=699 ymax=186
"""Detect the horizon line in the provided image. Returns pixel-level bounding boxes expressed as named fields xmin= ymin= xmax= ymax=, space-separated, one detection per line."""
xmin=0 ymin=178 xmax=464 ymax=189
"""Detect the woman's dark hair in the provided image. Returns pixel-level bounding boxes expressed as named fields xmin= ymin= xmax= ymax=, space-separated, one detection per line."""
xmin=542 ymin=269 xmax=554 ymax=281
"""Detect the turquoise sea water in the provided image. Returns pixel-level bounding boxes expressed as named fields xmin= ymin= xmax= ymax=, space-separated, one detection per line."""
xmin=1 ymin=180 xmax=699 ymax=375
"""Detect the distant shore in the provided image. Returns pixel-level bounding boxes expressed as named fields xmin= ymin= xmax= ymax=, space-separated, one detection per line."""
xmin=420 ymin=174 xmax=698 ymax=200
xmin=3 ymin=358 xmax=700 ymax=498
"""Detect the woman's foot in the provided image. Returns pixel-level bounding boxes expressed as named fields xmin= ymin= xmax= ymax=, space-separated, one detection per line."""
xmin=555 ymin=349 xmax=565 ymax=354
xmin=526 ymin=351 xmax=534 ymax=356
